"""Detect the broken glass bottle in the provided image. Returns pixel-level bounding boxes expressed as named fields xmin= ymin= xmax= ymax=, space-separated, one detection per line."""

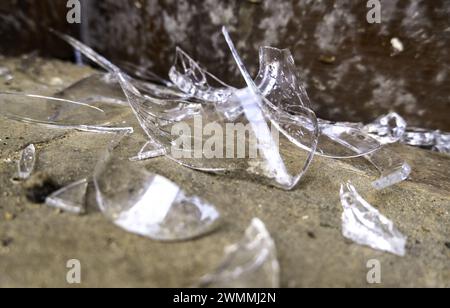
xmin=198 ymin=218 xmax=280 ymax=288
xmin=45 ymin=179 xmax=88 ymax=215
xmin=93 ymin=135 xmax=221 ymax=241
xmin=340 ymin=182 xmax=407 ymax=256
xmin=18 ymin=144 xmax=36 ymax=180
xmin=61 ymin=32 xmax=319 ymax=190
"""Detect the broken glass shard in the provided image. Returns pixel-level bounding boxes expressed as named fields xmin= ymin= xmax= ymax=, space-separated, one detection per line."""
xmin=129 ymin=141 xmax=167 ymax=161
xmin=317 ymin=121 xmax=381 ymax=158
xmin=59 ymin=32 xmax=318 ymax=190
xmin=0 ymin=66 xmax=13 ymax=82
xmin=254 ymin=46 xmax=312 ymax=110
xmin=45 ymin=179 xmax=88 ymax=215
xmin=56 ymin=73 xmax=129 ymax=107
xmin=401 ymin=127 xmax=437 ymax=147
xmin=18 ymin=144 xmax=36 ymax=180
xmin=169 ymin=47 xmax=235 ymax=103
xmin=340 ymin=182 xmax=407 ymax=256
xmin=198 ymin=218 xmax=280 ymax=288
xmin=0 ymin=92 xmax=133 ymax=133
xmin=363 ymin=112 xmax=407 ymax=144
xmin=94 ymin=136 xmax=221 ymax=241
xmin=251 ymin=46 xmax=381 ymax=159
xmin=366 ymin=147 xmax=411 ymax=190
xmin=400 ymin=128 xmax=450 ymax=154
xmin=434 ymin=132 xmax=450 ymax=154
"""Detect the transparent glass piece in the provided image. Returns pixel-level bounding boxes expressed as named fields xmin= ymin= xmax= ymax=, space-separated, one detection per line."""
xmin=169 ymin=47 xmax=235 ymax=103
xmin=198 ymin=218 xmax=280 ymax=288
xmin=0 ymin=92 xmax=133 ymax=133
xmin=366 ymin=147 xmax=412 ymax=190
xmin=55 ymin=32 xmax=203 ymax=124
xmin=94 ymin=136 xmax=221 ymax=241
xmin=129 ymin=141 xmax=167 ymax=162
xmin=0 ymin=66 xmax=13 ymax=82
xmin=254 ymin=46 xmax=312 ymax=109
xmin=169 ymin=40 xmax=380 ymax=159
xmin=434 ymin=132 xmax=450 ymax=154
xmin=60 ymin=31 xmax=317 ymax=190
xmin=57 ymin=73 xmax=129 ymax=107
xmin=45 ymin=179 xmax=88 ymax=215
xmin=252 ymin=47 xmax=381 ymax=159
xmin=363 ymin=112 xmax=407 ymax=144
xmin=317 ymin=121 xmax=382 ymax=158
xmin=401 ymin=127 xmax=437 ymax=147
xmin=18 ymin=144 xmax=36 ymax=180
xmin=340 ymin=182 xmax=407 ymax=256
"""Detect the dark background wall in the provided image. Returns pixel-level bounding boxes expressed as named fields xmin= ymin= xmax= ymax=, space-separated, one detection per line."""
xmin=1 ymin=0 xmax=449 ymax=130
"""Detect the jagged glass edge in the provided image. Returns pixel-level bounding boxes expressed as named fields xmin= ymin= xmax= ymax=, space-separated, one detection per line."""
xmin=340 ymin=182 xmax=407 ymax=256
xmin=45 ymin=179 xmax=88 ymax=215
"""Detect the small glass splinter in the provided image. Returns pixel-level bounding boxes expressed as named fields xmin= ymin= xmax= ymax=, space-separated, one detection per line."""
xmin=18 ymin=144 xmax=36 ymax=180
xmin=45 ymin=179 xmax=88 ymax=215
xmin=198 ymin=218 xmax=280 ymax=288
xmin=340 ymin=182 xmax=407 ymax=256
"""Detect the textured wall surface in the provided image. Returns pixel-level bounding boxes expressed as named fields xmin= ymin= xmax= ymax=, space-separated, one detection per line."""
xmin=1 ymin=0 xmax=449 ymax=130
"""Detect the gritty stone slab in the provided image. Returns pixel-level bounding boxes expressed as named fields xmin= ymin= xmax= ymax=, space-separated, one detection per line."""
xmin=0 ymin=58 xmax=448 ymax=288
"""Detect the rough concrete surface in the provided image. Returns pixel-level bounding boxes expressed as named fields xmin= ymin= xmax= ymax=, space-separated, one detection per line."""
xmin=0 ymin=58 xmax=449 ymax=288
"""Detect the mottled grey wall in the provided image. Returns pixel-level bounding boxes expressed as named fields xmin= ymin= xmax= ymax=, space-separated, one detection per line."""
xmin=1 ymin=0 xmax=449 ymax=130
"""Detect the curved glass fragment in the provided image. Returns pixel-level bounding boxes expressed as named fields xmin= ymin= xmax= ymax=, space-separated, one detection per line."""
xmin=18 ymin=144 xmax=36 ymax=180
xmin=169 ymin=47 xmax=235 ymax=103
xmin=198 ymin=218 xmax=280 ymax=288
xmin=366 ymin=147 xmax=411 ymax=190
xmin=54 ymin=31 xmax=203 ymax=125
xmin=94 ymin=136 xmax=221 ymax=242
xmin=340 ymin=182 xmax=407 ymax=256
xmin=255 ymin=46 xmax=312 ymax=109
xmin=0 ymin=92 xmax=133 ymax=133
xmin=45 ymin=179 xmax=88 ymax=215
xmin=57 ymin=31 xmax=318 ymax=190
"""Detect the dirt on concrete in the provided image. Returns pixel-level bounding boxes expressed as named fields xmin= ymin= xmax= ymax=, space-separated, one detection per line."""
xmin=0 ymin=57 xmax=449 ymax=288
